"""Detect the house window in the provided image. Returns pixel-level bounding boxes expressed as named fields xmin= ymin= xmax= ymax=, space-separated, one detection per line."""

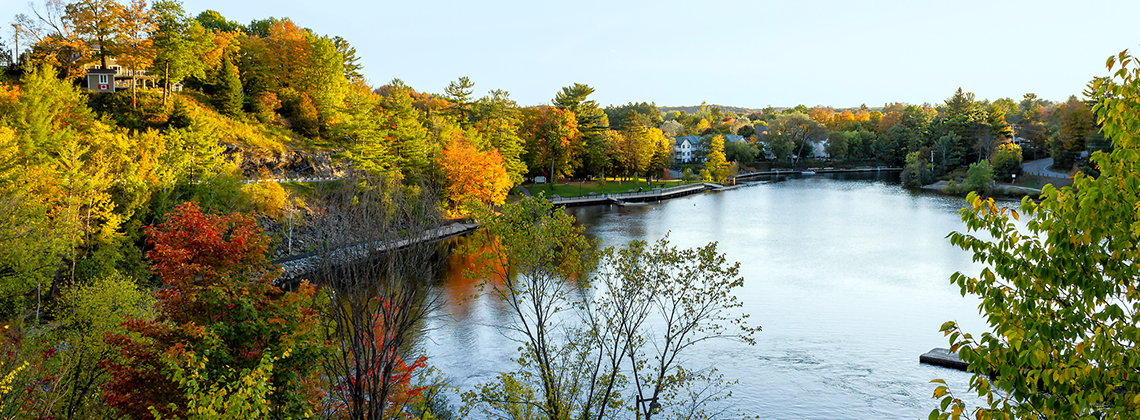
xmin=99 ymin=75 xmax=107 ymax=84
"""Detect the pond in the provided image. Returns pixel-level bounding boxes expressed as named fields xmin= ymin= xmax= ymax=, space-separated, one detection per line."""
xmin=413 ymin=172 xmax=995 ymax=419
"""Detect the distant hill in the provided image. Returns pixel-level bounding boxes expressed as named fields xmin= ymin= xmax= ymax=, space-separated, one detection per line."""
xmin=660 ymin=104 xmax=779 ymax=115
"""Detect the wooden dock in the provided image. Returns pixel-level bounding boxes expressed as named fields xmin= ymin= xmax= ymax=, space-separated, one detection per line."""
xmin=548 ymin=183 xmax=713 ymax=207
xmin=920 ymin=348 xmax=968 ymax=371
xmin=274 ymin=220 xmax=481 ymax=285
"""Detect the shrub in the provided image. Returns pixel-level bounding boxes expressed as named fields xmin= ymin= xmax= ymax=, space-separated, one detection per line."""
xmin=964 ymin=160 xmax=994 ymax=194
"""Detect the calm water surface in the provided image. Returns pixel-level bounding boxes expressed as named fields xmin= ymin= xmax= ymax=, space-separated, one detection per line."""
xmin=413 ymin=173 xmax=995 ymax=419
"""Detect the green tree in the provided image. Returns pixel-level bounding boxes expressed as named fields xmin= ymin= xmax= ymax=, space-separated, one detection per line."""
xmin=464 ymin=199 xmax=758 ymax=420
xmin=901 ymin=149 xmax=933 ymax=187
xmin=768 ymin=113 xmax=827 ymax=166
xmin=463 ymin=197 xmax=596 ymax=420
xmin=333 ymin=36 xmax=363 ymax=80
xmin=554 ymin=83 xmax=609 ymax=179
xmin=444 ymin=76 xmax=474 ymax=119
xmin=963 ymin=160 xmax=993 ymax=194
xmin=1052 ymin=95 xmax=1099 ymax=169
xmin=151 ymin=0 xmax=209 ymax=106
xmin=765 ymin=133 xmax=793 ymax=163
xmin=195 ymin=10 xmax=243 ymax=33
xmin=990 ymin=141 xmax=1022 ymax=181
xmin=471 ymin=89 xmax=527 ymax=185
xmin=216 ymin=56 xmax=242 ymax=116
xmin=378 ymin=80 xmax=432 ymax=180
xmin=934 ymin=50 xmax=1140 ymax=419
xmin=825 ymin=131 xmax=851 ymax=160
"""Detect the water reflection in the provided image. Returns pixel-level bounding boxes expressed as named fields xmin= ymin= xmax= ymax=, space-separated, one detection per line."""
xmin=414 ymin=173 xmax=994 ymax=419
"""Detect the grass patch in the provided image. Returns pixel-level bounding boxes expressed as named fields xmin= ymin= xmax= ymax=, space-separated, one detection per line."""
xmin=1009 ymin=173 xmax=1072 ymax=190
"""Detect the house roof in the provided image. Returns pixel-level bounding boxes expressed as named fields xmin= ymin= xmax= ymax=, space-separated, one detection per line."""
xmin=674 ymin=135 xmax=700 ymax=146
xmin=87 ymin=69 xmax=116 ymax=75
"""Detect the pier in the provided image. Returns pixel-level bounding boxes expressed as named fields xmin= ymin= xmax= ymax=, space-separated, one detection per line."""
xmin=273 ymin=219 xmax=481 ymax=284
xmin=548 ymin=182 xmax=715 ymax=207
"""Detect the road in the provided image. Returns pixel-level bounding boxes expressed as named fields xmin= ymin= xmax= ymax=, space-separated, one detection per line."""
xmin=1022 ymin=158 xmax=1069 ymax=179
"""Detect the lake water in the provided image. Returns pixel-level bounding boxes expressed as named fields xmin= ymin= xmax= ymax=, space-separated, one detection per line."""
xmin=413 ymin=173 xmax=994 ymax=419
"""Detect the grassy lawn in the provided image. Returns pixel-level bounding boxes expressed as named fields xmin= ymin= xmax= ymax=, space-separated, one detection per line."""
xmin=1008 ymin=172 xmax=1072 ymax=190
xmin=528 ymin=178 xmax=703 ymax=198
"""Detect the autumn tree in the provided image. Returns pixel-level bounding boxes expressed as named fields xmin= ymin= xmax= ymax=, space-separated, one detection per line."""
xmin=439 ymin=138 xmax=510 ymax=215
xmin=614 ymin=111 xmax=654 ymax=184
xmin=14 ymin=1 xmax=88 ymax=80
xmin=522 ymin=106 xmax=580 ymax=188
xmin=65 ymin=0 xmax=125 ymax=69
xmin=239 ymin=18 xmax=346 ymax=135
xmin=932 ymin=50 xmax=1140 ymax=420
xmin=703 ymin=135 xmax=729 ymax=183
xmin=104 ymin=202 xmax=323 ymax=420
xmin=112 ymin=0 xmax=155 ymax=109
xmin=645 ymin=127 xmax=672 ymax=181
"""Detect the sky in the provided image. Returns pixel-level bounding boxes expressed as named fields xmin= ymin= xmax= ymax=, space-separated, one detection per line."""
xmin=4 ymin=0 xmax=1140 ymax=109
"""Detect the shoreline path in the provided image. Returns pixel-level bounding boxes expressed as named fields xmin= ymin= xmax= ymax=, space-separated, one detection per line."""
xmin=1023 ymin=158 xmax=1069 ymax=179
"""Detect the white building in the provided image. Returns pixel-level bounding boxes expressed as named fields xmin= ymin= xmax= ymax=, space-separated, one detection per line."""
xmin=673 ymin=135 xmax=700 ymax=163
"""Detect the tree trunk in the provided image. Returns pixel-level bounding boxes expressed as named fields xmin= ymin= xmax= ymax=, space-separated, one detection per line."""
xmin=162 ymin=61 xmax=169 ymax=107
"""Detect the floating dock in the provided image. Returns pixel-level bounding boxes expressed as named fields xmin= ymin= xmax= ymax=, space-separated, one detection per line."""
xmin=920 ymin=348 xmax=968 ymax=371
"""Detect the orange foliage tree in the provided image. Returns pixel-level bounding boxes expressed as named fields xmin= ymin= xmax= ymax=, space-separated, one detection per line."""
xmin=439 ymin=139 xmax=510 ymax=215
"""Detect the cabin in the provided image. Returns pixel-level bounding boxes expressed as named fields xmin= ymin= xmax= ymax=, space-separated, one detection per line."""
xmin=86 ymin=69 xmax=117 ymax=93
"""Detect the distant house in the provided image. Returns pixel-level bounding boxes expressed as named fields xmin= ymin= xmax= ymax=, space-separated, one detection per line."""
xmin=86 ymin=69 xmax=117 ymax=93
xmin=724 ymin=134 xmax=744 ymax=143
xmin=674 ymin=135 xmax=700 ymax=163
xmin=754 ymin=125 xmax=770 ymax=141
xmin=82 ymin=56 xmax=155 ymax=92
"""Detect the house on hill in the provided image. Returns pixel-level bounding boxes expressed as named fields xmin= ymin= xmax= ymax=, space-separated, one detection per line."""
xmin=82 ymin=56 xmax=156 ymax=93
xmin=674 ymin=135 xmax=700 ymax=163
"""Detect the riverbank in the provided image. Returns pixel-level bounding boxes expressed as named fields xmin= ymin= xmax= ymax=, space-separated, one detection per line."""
xmin=920 ymin=180 xmax=1043 ymax=198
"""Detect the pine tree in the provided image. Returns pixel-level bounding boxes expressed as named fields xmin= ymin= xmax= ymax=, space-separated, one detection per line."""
xmin=217 ymin=57 xmax=242 ymax=116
